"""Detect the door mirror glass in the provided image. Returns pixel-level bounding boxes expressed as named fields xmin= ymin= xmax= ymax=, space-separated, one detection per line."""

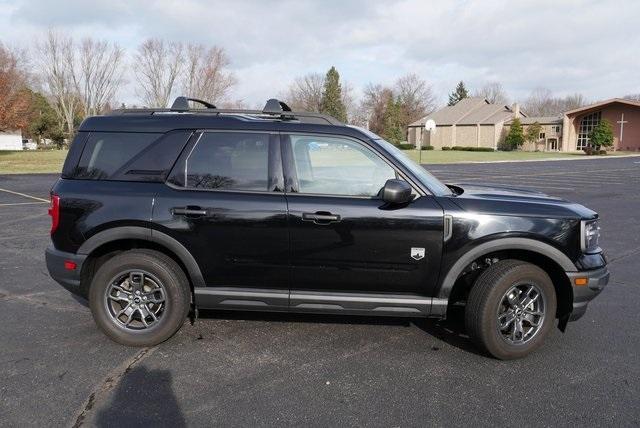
xmin=382 ymin=179 xmax=413 ymax=204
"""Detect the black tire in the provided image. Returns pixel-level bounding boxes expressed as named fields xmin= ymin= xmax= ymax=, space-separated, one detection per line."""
xmin=465 ymin=260 xmax=557 ymax=360
xmin=89 ymin=249 xmax=191 ymax=347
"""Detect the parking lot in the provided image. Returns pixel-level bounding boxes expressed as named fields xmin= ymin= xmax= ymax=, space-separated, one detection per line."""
xmin=1 ymin=156 xmax=638 ymax=427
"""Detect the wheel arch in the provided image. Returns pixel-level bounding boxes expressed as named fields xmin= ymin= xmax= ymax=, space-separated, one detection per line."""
xmin=77 ymin=226 xmax=205 ymax=297
xmin=437 ymin=238 xmax=575 ymax=323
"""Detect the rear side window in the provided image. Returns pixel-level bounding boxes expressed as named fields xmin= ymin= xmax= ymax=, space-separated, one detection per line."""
xmin=73 ymin=132 xmax=160 ymax=179
xmin=169 ymin=132 xmax=270 ymax=191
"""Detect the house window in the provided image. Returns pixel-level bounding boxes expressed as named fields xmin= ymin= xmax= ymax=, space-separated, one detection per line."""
xmin=553 ymin=125 xmax=561 ymax=133
xmin=577 ymin=111 xmax=601 ymax=150
xmin=539 ymin=132 xmax=546 ymax=139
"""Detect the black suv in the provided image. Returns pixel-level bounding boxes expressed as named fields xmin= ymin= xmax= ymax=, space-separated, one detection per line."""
xmin=45 ymin=97 xmax=609 ymax=359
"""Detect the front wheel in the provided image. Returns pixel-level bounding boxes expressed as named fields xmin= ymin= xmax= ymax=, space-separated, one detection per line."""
xmin=89 ymin=249 xmax=191 ymax=347
xmin=465 ymin=260 xmax=557 ymax=359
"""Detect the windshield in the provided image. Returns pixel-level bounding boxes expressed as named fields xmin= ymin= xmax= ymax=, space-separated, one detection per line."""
xmin=374 ymin=138 xmax=452 ymax=196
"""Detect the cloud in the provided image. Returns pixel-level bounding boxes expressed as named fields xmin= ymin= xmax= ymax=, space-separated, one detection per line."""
xmin=1 ymin=0 xmax=638 ymax=106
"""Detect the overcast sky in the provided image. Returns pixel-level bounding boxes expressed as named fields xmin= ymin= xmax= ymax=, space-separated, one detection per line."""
xmin=0 ymin=0 xmax=638 ymax=107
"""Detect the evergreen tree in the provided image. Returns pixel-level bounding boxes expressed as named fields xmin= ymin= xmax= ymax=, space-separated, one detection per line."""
xmin=320 ymin=66 xmax=348 ymax=122
xmin=448 ymin=81 xmax=469 ymax=106
xmin=502 ymin=118 xmax=525 ymax=151
xmin=381 ymin=97 xmax=405 ymax=145
xmin=588 ymin=120 xmax=614 ymax=150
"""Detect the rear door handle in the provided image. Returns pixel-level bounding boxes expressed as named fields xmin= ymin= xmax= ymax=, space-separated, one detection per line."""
xmin=302 ymin=212 xmax=341 ymax=224
xmin=172 ymin=207 xmax=207 ymax=216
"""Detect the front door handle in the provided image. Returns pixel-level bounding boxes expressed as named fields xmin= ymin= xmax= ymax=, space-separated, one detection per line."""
xmin=172 ymin=206 xmax=207 ymax=217
xmin=302 ymin=211 xmax=341 ymax=224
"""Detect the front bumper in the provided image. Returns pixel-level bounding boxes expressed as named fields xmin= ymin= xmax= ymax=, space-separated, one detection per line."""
xmin=566 ymin=265 xmax=610 ymax=321
xmin=45 ymin=246 xmax=87 ymax=297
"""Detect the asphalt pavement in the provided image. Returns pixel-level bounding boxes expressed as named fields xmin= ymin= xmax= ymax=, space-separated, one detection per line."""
xmin=0 ymin=156 xmax=638 ymax=427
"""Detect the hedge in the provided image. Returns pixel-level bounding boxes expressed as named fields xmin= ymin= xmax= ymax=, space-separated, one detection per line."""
xmin=442 ymin=146 xmax=494 ymax=152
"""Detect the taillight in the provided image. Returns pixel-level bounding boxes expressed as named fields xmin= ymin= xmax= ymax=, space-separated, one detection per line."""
xmin=48 ymin=194 xmax=60 ymax=234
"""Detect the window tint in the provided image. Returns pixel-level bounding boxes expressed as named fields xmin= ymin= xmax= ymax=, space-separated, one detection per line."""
xmin=181 ymin=132 xmax=270 ymax=191
xmin=74 ymin=132 xmax=160 ymax=179
xmin=289 ymin=135 xmax=395 ymax=197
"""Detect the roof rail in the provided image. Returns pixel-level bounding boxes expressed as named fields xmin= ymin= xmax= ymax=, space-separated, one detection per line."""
xmin=110 ymin=97 xmax=342 ymax=125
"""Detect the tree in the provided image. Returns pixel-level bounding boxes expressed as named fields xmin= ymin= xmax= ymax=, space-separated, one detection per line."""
xmin=524 ymin=121 xmax=542 ymax=147
xmin=284 ymin=72 xmax=324 ymax=112
xmin=624 ymin=93 xmax=640 ymax=101
xmin=395 ymin=73 xmax=437 ymax=126
xmin=73 ymin=38 xmax=125 ymax=116
xmin=502 ymin=118 xmax=525 ymax=150
xmin=36 ymin=30 xmax=79 ymax=137
xmin=134 ymin=38 xmax=184 ymax=107
xmin=0 ymin=43 xmax=31 ymax=131
xmin=24 ymin=90 xmax=61 ymax=142
xmin=588 ymin=120 xmax=614 ymax=150
xmin=475 ymin=82 xmax=509 ymax=104
xmin=182 ymin=44 xmax=236 ymax=105
xmin=381 ymin=97 xmax=404 ymax=145
xmin=319 ymin=66 xmax=347 ymax=122
xmin=448 ymin=81 xmax=468 ymax=106
xmin=523 ymin=88 xmax=587 ymax=116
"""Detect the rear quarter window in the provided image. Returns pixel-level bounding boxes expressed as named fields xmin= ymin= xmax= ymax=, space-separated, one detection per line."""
xmin=72 ymin=132 xmax=160 ymax=180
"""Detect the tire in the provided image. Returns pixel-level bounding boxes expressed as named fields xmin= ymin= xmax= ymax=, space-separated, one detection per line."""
xmin=465 ymin=260 xmax=557 ymax=360
xmin=89 ymin=249 xmax=191 ymax=347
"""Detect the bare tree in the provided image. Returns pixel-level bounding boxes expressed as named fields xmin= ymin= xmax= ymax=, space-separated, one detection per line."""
xmin=624 ymin=93 xmax=640 ymax=101
xmin=36 ymin=30 xmax=78 ymax=137
xmin=182 ymin=44 xmax=236 ymax=105
xmin=523 ymin=88 xmax=587 ymax=116
xmin=282 ymin=73 xmax=325 ymax=112
xmin=134 ymin=39 xmax=184 ymax=107
xmin=475 ymin=82 xmax=509 ymax=105
xmin=74 ymin=38 xmax=125 ymax=116
xmin=359 ymin=83 xmax=394 ymax=134
xmin=394 ymin=73 xmax=437 ymax=124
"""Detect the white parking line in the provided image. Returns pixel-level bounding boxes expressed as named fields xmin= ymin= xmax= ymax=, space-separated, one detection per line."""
xmin=0 ymin=201 xmax=48 ymax=207
xmin=0 ymin=187 xmax=49 ymax=203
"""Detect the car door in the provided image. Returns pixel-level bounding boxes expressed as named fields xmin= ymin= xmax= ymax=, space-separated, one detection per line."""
xmin=153 ymin=130 xmax=289 ymax=309
xmin=282 ymin=132 xmax=444 ymax=298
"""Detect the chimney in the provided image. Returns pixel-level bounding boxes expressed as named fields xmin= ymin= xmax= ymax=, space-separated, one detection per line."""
xmin=512 ymin=103 xmax=520 ymax=117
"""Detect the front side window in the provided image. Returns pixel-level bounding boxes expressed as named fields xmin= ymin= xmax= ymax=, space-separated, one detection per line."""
xmin=177 ymin=132 xmax=270 ymax=191
xmin=289 ymin=135 xmax=395 ymax=197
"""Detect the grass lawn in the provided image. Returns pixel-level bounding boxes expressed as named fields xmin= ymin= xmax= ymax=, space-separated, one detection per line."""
xmin=0 ymin=148 xmax=637 ymax=174
xmin=402 ymin=150 xmax=636 ymax=164
xmin=0 ymin=150 xmax=68 ymax=174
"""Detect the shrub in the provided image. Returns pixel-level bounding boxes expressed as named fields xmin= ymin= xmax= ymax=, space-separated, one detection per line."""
xmin=421 ymin=145 xmax=434 ymax=150
xmin=442 ymin=146 xmax=451 ymax=151
xmin=397 ymin=143 xmax=415 ymax=150
xmin=449 ymin=146 xmax=495 ymax=152
xmin=599 ymin=149 xmax=607 ymax=155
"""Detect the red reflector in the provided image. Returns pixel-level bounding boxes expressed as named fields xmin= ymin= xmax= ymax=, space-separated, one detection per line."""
xmin=64 ymin=260 xmax=77 ymax=271
xmin=48 ymin=195 xmax=60 ymax=234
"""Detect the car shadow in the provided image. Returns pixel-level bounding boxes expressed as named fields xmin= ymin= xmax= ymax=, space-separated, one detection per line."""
xmin=197 ymin=306 xmax=485 ymax=357
xmin=95 ymin=366 xmax=186 ymax=427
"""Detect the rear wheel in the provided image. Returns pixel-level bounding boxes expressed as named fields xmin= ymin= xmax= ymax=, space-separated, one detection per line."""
xmin=89 ymin=249 xmax=191 ymax=347
xmin=465 ymin=260 xmax=557 ymax=359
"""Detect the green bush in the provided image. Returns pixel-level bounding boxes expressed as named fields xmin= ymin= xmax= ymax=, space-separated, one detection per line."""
xmin=449 ymin=146 xmax=495 ymax=152
xmin=442 ymin=146 xmax=451 ymax=151
xmin=397 ymin=143 xmax=415 ymax=150
xmin=599 ymin=149 xmax=607 ymax=155
xmin=421 ymin=145 xmax=434 ymax=150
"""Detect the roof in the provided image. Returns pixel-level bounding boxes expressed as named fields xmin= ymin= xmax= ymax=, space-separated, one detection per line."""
xmin=507 ymin=116 xmax=562 ymax=125
xmin=564 ymin=98 xmax=640 ymax=116
xmin=409 ymin=97 xmax=519 ymax=127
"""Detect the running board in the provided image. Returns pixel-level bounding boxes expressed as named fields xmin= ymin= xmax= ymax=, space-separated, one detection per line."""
xmin=194 ymin=287 xmax=448 ymax=318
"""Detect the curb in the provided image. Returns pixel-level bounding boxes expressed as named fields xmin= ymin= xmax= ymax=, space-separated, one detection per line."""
xmin=422 ymin=154 xmax=640 ymax=165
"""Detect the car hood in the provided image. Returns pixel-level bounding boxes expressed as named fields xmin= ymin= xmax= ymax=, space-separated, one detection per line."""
xmin=447 ymin=183 xmax=597 ymax=219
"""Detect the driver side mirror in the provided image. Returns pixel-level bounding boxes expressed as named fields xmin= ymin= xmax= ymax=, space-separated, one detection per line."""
xmin=382 ymin=179 xmax=413 ymax=205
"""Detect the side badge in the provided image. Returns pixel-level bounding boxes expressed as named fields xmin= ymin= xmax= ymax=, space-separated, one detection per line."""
xmin=411 ymin=247 xmax=425 ymax=260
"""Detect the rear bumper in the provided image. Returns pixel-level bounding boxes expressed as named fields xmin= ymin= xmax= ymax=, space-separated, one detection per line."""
xmin=566 ymin=266 xmax=610 ymax=321
xmin=45 ymin=246 xmax=87 ymax=297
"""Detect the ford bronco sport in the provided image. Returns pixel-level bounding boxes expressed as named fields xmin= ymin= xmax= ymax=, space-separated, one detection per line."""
xmin=45 ymin=97 xmax=609 ymax=359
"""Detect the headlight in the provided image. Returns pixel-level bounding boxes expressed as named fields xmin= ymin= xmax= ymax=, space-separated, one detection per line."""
xmin=581 ymin=219 xmax=601 ymax=253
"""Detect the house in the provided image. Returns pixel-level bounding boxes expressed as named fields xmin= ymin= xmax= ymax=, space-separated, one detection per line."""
xmin=505 ymin=116 xmax=563 ymax=151
xmin=0 ymin=130 xmax=23 ymax=150
xmin=407 ymin=97 xmax=526 ymax=150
